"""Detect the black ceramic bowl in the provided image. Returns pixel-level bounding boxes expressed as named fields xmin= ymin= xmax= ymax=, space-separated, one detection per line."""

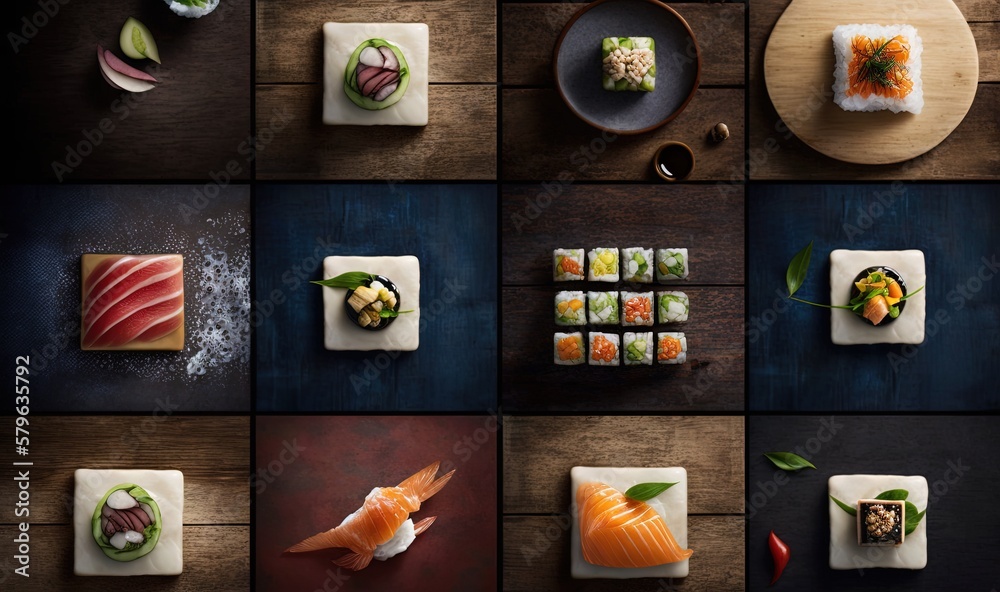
xmin=850 ymin=266 xmax=907 ymax=326
xmin=344 ymin=275 xmax=401 ymax=331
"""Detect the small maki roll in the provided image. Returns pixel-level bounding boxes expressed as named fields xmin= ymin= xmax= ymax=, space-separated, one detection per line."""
xmin=345 ymin=275 xmax=401 ymax=330
xmin=92 ymin=484 xmax=161 ymax=562
xmin=621 ymin=291 xmax=654 ymax=327
xmin=658 ymin=291 xmax=689 ymax=323
xmin=656 ymin=248 xmax=688 ymax=282
xmin=602 ymin=37 xmax=655 ymax=92
xmin=345 ymin=39 xmax=411 ymax=110
xmin=554 ymin=249 xmax=585 ymax=281
xmin=588 ymin=332 xmax=620 ymax=366
xmin=657 ymin=332 xmax=687 ymax=364
xmin=620 ymin=247 xmax=653 ymax=283
xmin=588 ymin=248 xmax=619 ymax=282
xmin=554 ymin=332 xmax=586 ymax=365
xmin=623 ymin=331 xmax=653 ymax=366
xmin=555 ymin=291 xmax=586 ymax=326
xmin=587 ymin=291 xmax=619 ymax=325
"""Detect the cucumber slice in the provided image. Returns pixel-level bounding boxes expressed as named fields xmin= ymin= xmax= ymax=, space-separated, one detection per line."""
xmin=344 ymin=39 xmax=410 ymax=110
xmin=614 ymin=78 xmax=628 ymax=91
xmin=639 ymin=74 xmax=655 ymax=92
xmin=619 ymin=37 xmax=634 ymax=50
xmin=602 ymin=74 xmax=616 ymax=91
xmin=601 ymin=38 xmax=617 ymax=57
xmin=120 ymin=17 xmax=160 ymax=64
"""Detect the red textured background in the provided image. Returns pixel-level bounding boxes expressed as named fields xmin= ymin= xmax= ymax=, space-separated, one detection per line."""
xmin=255 ymin=416 xmax=498 ymax=592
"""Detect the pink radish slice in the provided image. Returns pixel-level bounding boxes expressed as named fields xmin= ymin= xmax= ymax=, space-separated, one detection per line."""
xmin=104 ymin=50 xmax=157 ymax=82
xmin=357 ymin=66 xmax=383 ymax=89
xmin=371 ymin=72 xmax=399 ymax=97
xmin=374 ymin=81 xmax=398 ymax=102
xmin=378 ymin=45 xmax=399 ymax=71
xmin=362 ymin=70 xmax=396 ymax=97
xmin=97 ymin=45 xmax=155 ymax=93
xmin=100 ymin=67 xmax=124 ymax=90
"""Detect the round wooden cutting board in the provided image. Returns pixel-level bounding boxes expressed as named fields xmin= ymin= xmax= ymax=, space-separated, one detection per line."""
xmin=764 ymin=0 xmax=978 ymax=164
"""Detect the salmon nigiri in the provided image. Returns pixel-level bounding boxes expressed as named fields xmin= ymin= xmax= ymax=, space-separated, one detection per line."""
xmin=286 ymin=461 xmax=455 ymax=571
xmin=577 ymin=482 xmax=693 ymax=568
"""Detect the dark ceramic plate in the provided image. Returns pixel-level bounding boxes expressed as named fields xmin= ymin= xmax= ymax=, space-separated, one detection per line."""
xmin=849 ymin=266 xmax=907 ymax=326
xmin=553 ymin=0 xmax=701 ymax=134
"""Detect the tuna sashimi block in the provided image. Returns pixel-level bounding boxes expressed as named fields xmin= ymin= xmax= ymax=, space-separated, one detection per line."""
xmin=80 ymin=254 xmax=185 ymax=351
xmin=571 ymin=466 xmax=688 ymax=579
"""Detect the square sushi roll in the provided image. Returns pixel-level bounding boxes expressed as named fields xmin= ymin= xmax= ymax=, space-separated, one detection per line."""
xmin=555 ymin=291 xmax=587 ymax=326
xmin=621 ymin=291 xmax=654 ymax=327
xmin=588 ymin=248 xmax=619 ymax=282
xmin=623 ymin=331 xmax=653 ymax=366
xmin=553 ymin=249 xmax=585 ymax=281
xmin=620 ymin=247 xmax=653 ymax=283
xmin=833 ymin=24 xmax=923 ymax=114
xmin=588 ymin=332 xmax=620 ymax=366
xmin=601 ymin=37 xmax=655 ymax=92
xmin=554 ymin=332 xmax=586 ymax=365
xmin=656 ymin=248 xmax=688 ymax=282
xmin=657 ymin=332 xmax=687 ymax=364
xmin=658 ymin=291 xmax=689 ymax=324
xmin=587 ymin=291 xmax=619 ymax=325
xmin=828 ymin=474 xmax=928 ymax=570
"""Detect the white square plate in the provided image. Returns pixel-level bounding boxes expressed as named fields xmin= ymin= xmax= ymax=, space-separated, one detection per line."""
xmin=828 ymin=474 xmax=927 ymax=570
xmin=829 ymin=249 xmax=926 ymax=344
xmin=74 ymin=469 xmax=184 ymax=576
xmin=570 ymin=466 xmax=688 ymax=579
xmin=323 ymin=256 xmax=420 ymax=351
xmin=323 ymin=23 xmax=429 ymax=126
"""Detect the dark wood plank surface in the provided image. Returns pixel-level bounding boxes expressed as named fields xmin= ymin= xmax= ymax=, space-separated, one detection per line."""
xmin=255 ymin=416 xmax=497 ymax=592
xmin=747 ymin=415 xmax=1000 ymax=590
xmin=255 ymin=0 xmax=497 ymax=180
xmin=502 ymin=415 xmax=744 ymax=591
xmin=747 ymin=185 xmax=1000 ymax=411
xmin=501 ymin=186 xmax=744 ymax=412
xmin=0 ymin=416 xmax=249 ymax=590
xmin=1 ymin=0 xmax=251 ymax=181
xmin=749 ymin=0 xmax=1000 ymax=180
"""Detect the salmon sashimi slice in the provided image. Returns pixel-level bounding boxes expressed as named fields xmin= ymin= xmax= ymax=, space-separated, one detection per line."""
xmin=577 ymin=482 xmax=693 ymax=568
xmin=863 ymin=294 xmax=890 ymax=325
xmin=285 ymin=462 xmax=456 ymax=571
xmin=847 ymin=35 xmax=913 ymax=99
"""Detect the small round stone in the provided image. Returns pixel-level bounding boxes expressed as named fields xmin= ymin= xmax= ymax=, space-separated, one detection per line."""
xmin=710 ymin=122 xmax=730 ymax=143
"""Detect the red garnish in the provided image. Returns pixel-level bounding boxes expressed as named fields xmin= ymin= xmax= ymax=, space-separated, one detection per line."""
xmin=769 ymin=530 xmax=790 ymax=586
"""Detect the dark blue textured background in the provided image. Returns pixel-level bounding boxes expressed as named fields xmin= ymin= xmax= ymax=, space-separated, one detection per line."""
xmin=748 ymin=185 xmax=1000 ymax=411
xmin=255 ymin=184 xmax=497 ymax=412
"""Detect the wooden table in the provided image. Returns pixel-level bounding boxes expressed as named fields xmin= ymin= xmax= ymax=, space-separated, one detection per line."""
xmin=256 ymin=0 xmax=498 ymax=180
xmin=1 ymin=0 xmax=251 ymax=182
xmin=747 ymin=415 xmax=1000 ymax=590
xmin=255 ymin=416 xmax=498 ymax=592
xmin=0 ymin=416 xmax=249 ymax=591
xmin=502 ymin=1 xmax=746 ymax=181
xmin=747 ymin=185 xmax=1000 ymax=411
xmin=501 ymin=185 xmax=745 ymax=412
xmin=750 ymin=0 xmax=1000 ymax=179
xmin=503 ymin=415 xmax=745 ymax=591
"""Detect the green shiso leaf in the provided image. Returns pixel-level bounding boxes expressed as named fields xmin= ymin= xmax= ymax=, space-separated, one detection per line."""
xmin=763 ymin=452 xmax=816 ymax=471
xmin=830 ymin=495 xmax=857 ymax=516
xmin=624 ymin=482 xmax=677 ymax=502
xmin=786 ymin=240 xmax=813 ymax=297
xmin=905 ymin=502 xmax=926 ymax=535
xmin=379 ymin=309 xmax=414 ymax=318
xmin=311 ymin=272 xmax=374 ymax=290
xmin=875 ymin=489 xmax=909 ymax=501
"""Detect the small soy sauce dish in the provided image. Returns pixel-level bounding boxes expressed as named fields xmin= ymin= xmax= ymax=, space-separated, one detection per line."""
xmin=653 ymin=141 xmax=695 ymax=182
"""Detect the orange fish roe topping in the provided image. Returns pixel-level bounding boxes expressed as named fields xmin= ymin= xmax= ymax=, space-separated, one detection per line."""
xmin=658 ymin=336 xmax=682 ymax=360
xmin=847 ymin=35 xmax=913 ymax=99
xmin=560 ymin=256 xmax=581 ymax=275
xmin=557 ymin=336 xmax=583 ymax=361
xmin=624 ymin=296 xmax=652 ymax=323
xmin=591 ymin=334 xmax=618 ymax=362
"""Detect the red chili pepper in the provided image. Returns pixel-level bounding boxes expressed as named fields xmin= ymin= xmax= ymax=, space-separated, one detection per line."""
xmin=769 ymin=530 xmax=790 ymax=585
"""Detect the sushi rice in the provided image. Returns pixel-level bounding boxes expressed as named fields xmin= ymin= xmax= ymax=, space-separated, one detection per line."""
xmin=623 ymin=331 xmax=653 ymax=366
xmin=621 ymin=291 xmax=654 ymax=327
xmin=164 ymin=0 xmax=219 ymax=18
xmin=555 ymin=291 xmax=586 ymax=326
xmin=833 ymin=24 xmax=923 ymax=114
xmin=656 ymin=248 xmax=688 ymax=281
xmin=657 ymin=332 xmax=687 ymax=364
xmin=588 ymin=248 xmax=620 ymax=282
xmin=554 ymin=332 xmax=586 ymax=365
xmin=588 ymin=332 xmax=620 ymax=366
xmin=658 ymin=291 xmax=689 ymax=323
xmin=587 ymin=291 xmax=620 ymax=325
xmin=553 ymin=249 xmax=585 ymax=281
xmin=620 ymin=247 xmax=654 ymax=283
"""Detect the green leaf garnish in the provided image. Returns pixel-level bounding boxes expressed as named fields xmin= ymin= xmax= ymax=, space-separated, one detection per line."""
xmin=830 ymin=495 xmax=857 ymax=516
xmin=875 ymin=489 xmax=908 ymax=500
xmin=905 ymin=502 xmax=925 ymax=535
xmin=763 ymin=452 xmax=816 ymax=471
xmin=624 ymin=482 xmax=677 ymax=502
xmin=379 ymin=309 xmax=413 ymax=318
xmin=786 ymin=240 xmax=813 ymax=297
xmin=311 ymin=271 xmax=374 ymax=290
xmin=899 ymin=284 xmax=924 ymax=301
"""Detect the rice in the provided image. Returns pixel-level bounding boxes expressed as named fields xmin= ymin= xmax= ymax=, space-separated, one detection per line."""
xmin=833 ymin=24 xmax=923 ymax=114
